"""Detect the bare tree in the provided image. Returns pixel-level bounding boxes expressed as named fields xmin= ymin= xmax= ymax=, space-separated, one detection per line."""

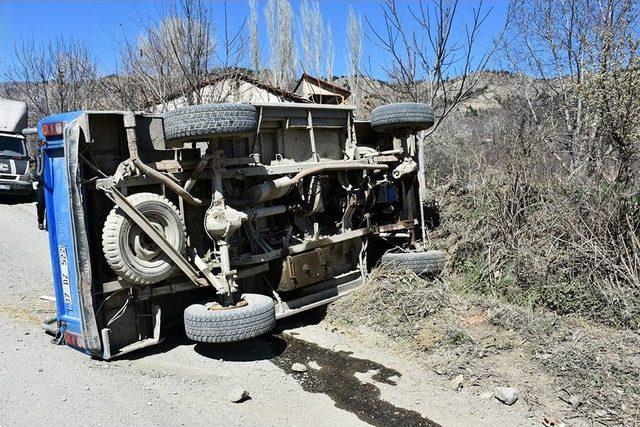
xmin=248 ymin=0 xmax=260 ymax=73
xmin=2 ymin=37 xmax=101 ymax=122
xmin=325 ymin=23 xmax=334 ymax=81
xmin=506 ymin=0 xmax=640 ymax=181
xmin=265 ymin=0 xmax=296 ymax=87
xmin=218 ymin=0 xmax=247 ymax=70
xmin=311 ymin=1 xmax=324 ymax=77
xmin=362 ymin=0 xmax=507 ymax=136
xmin=347 ymin=6 xmax=364 ymax=112
xmin=298 ymin=0 xmax=334 ymax=80
xmin=119 ymin=0 xmax=243 ymax=110
xmin=506 ymin=0 xmax=590 ymax=174
xmin=278 ymin=0 xmax=296 ymax=85
xmin=120 ymin=0 xmax=215 ymax=109
xmin=582 ymin=0 xmax=640 ymax=184
xmin=299 ymin=0 xmax=315 ymax=74
xmin=264 ymin=0 xmax=278 ymax=84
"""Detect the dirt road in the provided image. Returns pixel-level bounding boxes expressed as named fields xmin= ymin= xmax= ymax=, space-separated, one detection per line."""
xmin=0 ymin=200 xmax=536 ymax=426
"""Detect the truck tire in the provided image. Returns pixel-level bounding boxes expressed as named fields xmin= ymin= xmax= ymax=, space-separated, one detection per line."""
xmin=184 ymin=294 xmax=276 ymax=343
xmin=370 ymin=103 xmax=434 ymax=134
xmin=102 ymin=192 xmax=186 ymax=285
xmin=379 ymin=250 xmax=446 ymax=275
xmin=163 ymin=103 xmax=259 ymax=143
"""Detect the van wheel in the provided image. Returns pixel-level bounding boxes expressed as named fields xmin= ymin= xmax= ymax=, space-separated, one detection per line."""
xmin=102 ymin=193 xmax=186 ymax=285
xmin=379 ymin=250 xmax=446 ymax=275
xmin=370 ymin=103 xmax=434 ymax=134
xmin=163 ymin=103 xmax=259 ymax=143
xmin=184 ymin=294 xmax=276 ymax=343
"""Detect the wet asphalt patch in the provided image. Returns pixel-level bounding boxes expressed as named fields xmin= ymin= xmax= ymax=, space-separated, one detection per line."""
xmin=269 ymin=333 xmax=440 ymax=427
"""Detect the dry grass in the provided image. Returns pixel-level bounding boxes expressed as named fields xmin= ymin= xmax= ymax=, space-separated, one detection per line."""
xmin=429 ymin=170 xmax=640 ymax=330
xmin=327 ymin=268 xmax=451 ymax=344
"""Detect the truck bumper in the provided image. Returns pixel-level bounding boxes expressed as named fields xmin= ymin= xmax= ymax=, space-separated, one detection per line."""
xmin=0 ymin=177 xmax=33 ymax=195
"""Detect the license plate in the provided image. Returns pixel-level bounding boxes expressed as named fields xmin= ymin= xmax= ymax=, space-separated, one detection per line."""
xmin=58 ymin=246 xmax=72 ymax=309
xmin=0 ymin=184 xmax=10 ymax=190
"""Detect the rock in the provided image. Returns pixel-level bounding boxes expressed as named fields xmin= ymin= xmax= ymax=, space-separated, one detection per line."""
xmin=450 ymin=374 xmax=464 ymax=391
xmin=227 ymin=385 xmax=249 ymax=403
xmin=291 ymin=363 xmax=307 ymax=373
xmin=24 ymin=332 xmax=30 ymax=336
xmin=479 ymin=391 xmax=493 ymax=400
xmin=494 ymin=387 xmax=519 ymax=405
xmin=567 ymin=395 xmax=583 ymax=409
xmin=307 ymin=361 xmax=321 ymax=371
xmin=542 ymin=416 xmax=566 ymax=427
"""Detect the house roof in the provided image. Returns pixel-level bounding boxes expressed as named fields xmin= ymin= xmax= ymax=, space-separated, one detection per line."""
xmin=293 ymin=73 xmax=352 ymax=97
xmin=205 ymin=71 xmax=311 ymax=103
xmin=159 ymin=71 xmax=310 ymax=106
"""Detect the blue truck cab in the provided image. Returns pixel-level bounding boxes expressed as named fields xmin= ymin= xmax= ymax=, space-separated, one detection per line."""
xmin=37 ymin=111 xmax=166 ymax=357
xmin=38 ymin=112 xmax=106 ymax=355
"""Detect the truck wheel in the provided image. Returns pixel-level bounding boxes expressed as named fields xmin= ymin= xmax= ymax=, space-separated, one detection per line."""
xmin=379 ymin=250 xmax=446 ymax=275
xmin=184 ymin=294 xmax=276 ymax=343
xmin=370 ymin=103 xmax=434 ymax=134
xmin=163 ymin=103 xmax=259 ymax=143
xmin=102 ymin=192 xmax=186 ymax=285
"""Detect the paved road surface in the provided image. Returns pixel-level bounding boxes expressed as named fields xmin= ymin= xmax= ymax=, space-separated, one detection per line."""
xmin=0 ymin=199 xmax=536 ymax=426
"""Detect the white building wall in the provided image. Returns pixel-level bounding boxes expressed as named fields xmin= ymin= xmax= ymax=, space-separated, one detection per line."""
xmin=154 ymin=79 xmax=294 ymax=113
xmin=295 ymin=79 xmax=340 ymax=97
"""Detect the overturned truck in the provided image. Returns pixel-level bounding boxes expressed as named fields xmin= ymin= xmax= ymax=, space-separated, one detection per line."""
xmin=35 ymin=102 xmax=443 ymax=358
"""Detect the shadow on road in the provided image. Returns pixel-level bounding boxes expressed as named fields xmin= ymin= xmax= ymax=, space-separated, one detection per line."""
xmin=115 ymin=329 xmax=192 ymax=361
xmin=120 ymin=330 xmax=289 ymax=362
xmin=191 ymin=306 xmax=328 ymax=361
xmin=194 ymin=334 xmax=288 ymax=361
xmin=274 ymin=305 xmax=328 ymax=333
xmin=110 ymin=303 xmax=328 ymax=362
xmin=0 ymin=194 xmax=34 ymax=205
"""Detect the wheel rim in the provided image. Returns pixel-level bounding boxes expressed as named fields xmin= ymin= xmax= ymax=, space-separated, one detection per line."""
xmin=129 ymin=218 xmax=165 ymax=262
xmin=119 ymin=205 xmax=181 ymax=275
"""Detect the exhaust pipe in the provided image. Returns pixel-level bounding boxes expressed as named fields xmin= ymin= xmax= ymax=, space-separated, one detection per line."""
xmin=247 ymin=163 xmax=389 ymax=203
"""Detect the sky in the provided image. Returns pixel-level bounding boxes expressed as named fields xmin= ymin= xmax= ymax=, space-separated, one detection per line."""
xmin=0 ymin=0 xmax=510 ymax=80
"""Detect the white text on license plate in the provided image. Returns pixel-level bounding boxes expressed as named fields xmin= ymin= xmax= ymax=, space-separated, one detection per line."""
xmin=58 ymin=245 xmax=72 ymax=309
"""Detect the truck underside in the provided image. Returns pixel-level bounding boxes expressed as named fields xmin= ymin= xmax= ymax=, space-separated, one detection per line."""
xmin=37 ymin=102 xmax=439 ymax=358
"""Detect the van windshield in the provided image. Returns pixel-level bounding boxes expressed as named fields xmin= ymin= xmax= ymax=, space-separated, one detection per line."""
xmin=0 ymin=135 xmax=26 ymax=157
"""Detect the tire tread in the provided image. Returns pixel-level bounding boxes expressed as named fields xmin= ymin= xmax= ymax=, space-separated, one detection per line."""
xmin=370 ymin=103 xmax=434 ymax=133
xmin=379 ymin=250 xmax=446 ymax=275
xmin=184 ymin=294 xmax=276 ymax=343
xmin=164 ymin=103 xmax=258 ymax=143
xmin=101 ymin=193 xmax=185 ymax=285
